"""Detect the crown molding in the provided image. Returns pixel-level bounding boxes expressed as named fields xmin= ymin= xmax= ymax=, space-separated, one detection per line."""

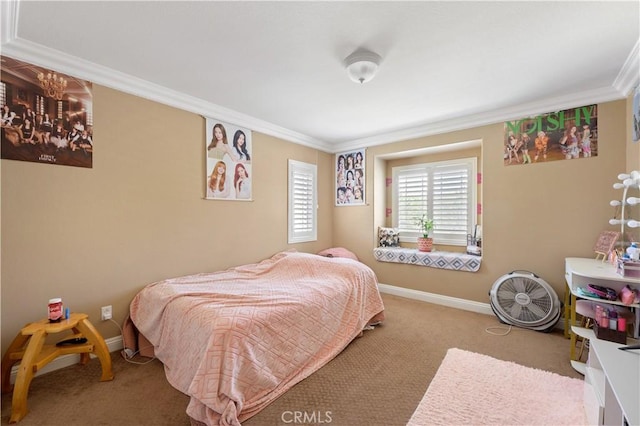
xmin=2 ymin=35 xmax=630 ymax=156
xmin=334 ymin=85 xmax=626 ymax=153
xmin=0 ymin=36 xmax=332 ymax=153
xmin=613 ymin=39 xmax=640 ymax=96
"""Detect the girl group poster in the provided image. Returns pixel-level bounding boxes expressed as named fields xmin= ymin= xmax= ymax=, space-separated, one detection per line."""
xmin=1 ymin=56 xmax=94 ymax=169
xmin=503 ymin=104 xmax=598 ymax=166
xmin=336 ymin=148 xmax=365 ymax=206
xmin=205 ymin=117 xmax=252 ymax=200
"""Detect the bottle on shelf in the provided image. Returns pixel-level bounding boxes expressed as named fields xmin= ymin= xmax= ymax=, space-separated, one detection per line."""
xmin=609 ymin=311 xmax=618 ymax=330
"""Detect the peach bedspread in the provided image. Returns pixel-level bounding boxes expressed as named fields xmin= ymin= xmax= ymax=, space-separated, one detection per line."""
xmin=130 ymin=251 xmax=385 ymax=426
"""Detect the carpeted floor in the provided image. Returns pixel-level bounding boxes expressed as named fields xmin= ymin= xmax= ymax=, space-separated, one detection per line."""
xmin=1 ymin=293 xmax=581 ymax=426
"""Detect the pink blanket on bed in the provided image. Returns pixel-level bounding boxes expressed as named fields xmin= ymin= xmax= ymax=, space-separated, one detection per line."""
xmin=130 ymin=251 xmax=385 ymax=425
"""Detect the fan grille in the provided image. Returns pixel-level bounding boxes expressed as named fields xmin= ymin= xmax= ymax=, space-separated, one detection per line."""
xmin=490 ymin=272 xmax=560 ymax=330
xmin=495 ymin=276 xmax=552 ymax=324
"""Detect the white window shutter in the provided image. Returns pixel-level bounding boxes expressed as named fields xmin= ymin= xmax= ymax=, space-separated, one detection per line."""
xmin=393 ymin=158 xmax=476 ymax=246
xmin=288 ymin=160 xmax=317 ymax=243
xmin=395 ymin=167 xmax=429 ymax=233
xmin=432 ymin=163 xmax=472 ymax=243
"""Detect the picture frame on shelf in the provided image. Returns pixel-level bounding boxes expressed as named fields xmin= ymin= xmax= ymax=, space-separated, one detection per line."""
xmin=593 ymin=230 xmax=620 ymax=261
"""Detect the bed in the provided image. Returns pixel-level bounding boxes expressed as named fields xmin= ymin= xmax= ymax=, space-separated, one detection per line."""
xmin=128 ymin=250 xmax=385 ymax=426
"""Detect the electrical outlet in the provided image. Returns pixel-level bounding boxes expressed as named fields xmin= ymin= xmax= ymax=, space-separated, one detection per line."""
xmin=101 ymin=305 xmax=112 ymax=321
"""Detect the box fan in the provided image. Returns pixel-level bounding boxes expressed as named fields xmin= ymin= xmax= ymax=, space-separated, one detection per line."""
xmin=489 ymin=270 xmax=561 ymax=332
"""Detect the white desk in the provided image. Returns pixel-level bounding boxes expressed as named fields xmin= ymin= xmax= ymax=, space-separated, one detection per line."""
xmin=564 ymin=258 xmax=640 ymax=361
xmin=573 ymin=326 xmax=639 ymax=426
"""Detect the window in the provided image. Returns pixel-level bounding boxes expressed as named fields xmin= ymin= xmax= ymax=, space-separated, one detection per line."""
xmin=392 ymin=157 xmax=476 ymax=246
xmin=288 ymin=159 xmax=317 ymax=243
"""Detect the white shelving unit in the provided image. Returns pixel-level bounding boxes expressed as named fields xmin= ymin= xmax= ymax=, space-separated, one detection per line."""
xmin=565 ymin=258 xmax=640 ymax=340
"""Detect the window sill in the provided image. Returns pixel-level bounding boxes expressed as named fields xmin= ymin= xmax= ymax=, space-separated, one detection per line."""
xmin=373 ymin=247 xmax=481 ymax=272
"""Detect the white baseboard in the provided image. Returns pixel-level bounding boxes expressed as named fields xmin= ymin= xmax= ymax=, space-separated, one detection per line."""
xmin=377 ymin=282 xmax=566 ymax=331
xmin=377 ymin=282 xmax=495 ymax=315
xmin=9 ymin=335 xmax=123 ymax=384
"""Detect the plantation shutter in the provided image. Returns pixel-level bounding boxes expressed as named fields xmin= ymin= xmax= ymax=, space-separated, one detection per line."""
xmin=396 ymin=167 xmax=429 ymax=232
xmin=393 ymin=158 xmax=476 ymax=245
xmin=288 ymin=160 xmax=317 ymax=243
xmin=432 ymin=163 xmax=472 ymax=243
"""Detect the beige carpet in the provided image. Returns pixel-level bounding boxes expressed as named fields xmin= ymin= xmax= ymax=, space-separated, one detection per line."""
xmin=1 ymin=294 xmax=581 ymax=426
xmin=407 ymin=348 xmax=586 ymax=425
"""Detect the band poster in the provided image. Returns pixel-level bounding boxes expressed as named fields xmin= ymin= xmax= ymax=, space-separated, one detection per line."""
xmin=335 ymin=148 xmax=365 ymax=206
xmin=1 ymin=56 xmax=93 ymax=168
xmin=503 ymin=104 xmax=598 ymax=166
xmin=204 ymin=117 xmax=252 ymax=200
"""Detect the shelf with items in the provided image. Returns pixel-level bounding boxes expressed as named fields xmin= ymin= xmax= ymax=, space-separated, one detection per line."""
xmin=564 ymin=257 xmax=640 ymax=377
xmin=564 ymin=258 xmax=640 ymax=334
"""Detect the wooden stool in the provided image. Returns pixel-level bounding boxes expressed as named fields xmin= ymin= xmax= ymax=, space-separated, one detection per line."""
xmin=1 ymin=313 xmax=114 ymax=423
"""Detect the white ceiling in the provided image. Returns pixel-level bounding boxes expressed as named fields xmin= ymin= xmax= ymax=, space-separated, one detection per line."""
xmin=1 ymin=1 xmax=639 ymax=153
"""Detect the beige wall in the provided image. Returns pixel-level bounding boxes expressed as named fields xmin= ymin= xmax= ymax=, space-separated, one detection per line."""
xmin=1 ymin=86 xmax=333 ymax=352
xmin=334 ymin=100 xmax=634 ymax=304
xmin=1 ymin=86 xmax=637 ymax=355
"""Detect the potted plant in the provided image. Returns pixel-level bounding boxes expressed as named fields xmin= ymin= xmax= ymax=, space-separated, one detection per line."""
xmin=416 ymin=214 xmax=434 ymax=252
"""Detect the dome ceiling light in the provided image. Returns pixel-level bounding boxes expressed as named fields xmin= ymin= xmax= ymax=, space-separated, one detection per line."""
xmin=344 ymin=49 xmax=382 ymax=84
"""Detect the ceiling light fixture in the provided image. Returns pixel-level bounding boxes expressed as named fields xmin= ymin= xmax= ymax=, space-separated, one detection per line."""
xmin=344 ymin=49 xmax=381 ymax=84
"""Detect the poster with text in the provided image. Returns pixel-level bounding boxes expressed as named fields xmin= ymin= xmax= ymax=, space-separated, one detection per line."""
xmin=1 ymin=56 xmax=93 ymax=168
xmin=336 ymin=148 xmax=365 ymax=206
xmin=503 ymin=104 xmax=598 ymax=166
xmin=205 ymin=117 xmax=252 ymax=200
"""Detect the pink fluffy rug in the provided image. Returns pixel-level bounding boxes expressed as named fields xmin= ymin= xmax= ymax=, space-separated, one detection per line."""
xmin=407 ymin=348 xmax=587 ymax=425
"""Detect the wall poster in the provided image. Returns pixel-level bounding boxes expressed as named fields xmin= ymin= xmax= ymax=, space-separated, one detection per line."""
xmin=204 ymin=117 xmax=252 ymax=200
xmin=335 ymin=148 xmax=365 ymax=206
xmin=1 ymin=56 xmax=94 ymax=168
xmin=503 ymin=104 xmax=598 ymax=166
